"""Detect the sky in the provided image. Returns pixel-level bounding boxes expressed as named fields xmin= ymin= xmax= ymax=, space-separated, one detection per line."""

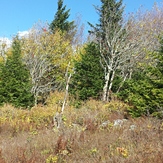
xmin=0 ymin=0 xmax=163 ymax=40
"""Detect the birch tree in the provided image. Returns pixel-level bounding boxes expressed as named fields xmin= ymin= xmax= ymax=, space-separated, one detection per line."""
xmin=89 ymin=0 xmax=132 ymax=101
xmin=117 ymin=2 xmax=163 ymax=92
xmin=21 ymin=24 xmax=73 ymax=105
xmin=89 ymin=0 xmax=163 ymax=101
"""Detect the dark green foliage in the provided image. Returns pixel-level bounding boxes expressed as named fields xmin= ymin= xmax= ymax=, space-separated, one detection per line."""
xmin=0 ymin=37 xmax=34 ymax=108
xmin=49 ymin=0 xmax=75 ymax=33
xmin=118 ymin=46 xmax=163 ymax=117
xmin=118 ymin=71 xmax=153 ymax=117
xmin=70 ymin=43 xmax=104 ymax=100
xmin=100 ymin=0 xmax=124 ymax=34
xmin=89 ymin=0 xmax=124 ymax=39
xmin=111 ymin=70 xmax=123 ymax=92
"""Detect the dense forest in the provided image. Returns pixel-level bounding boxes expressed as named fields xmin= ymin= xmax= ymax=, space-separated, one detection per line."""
xmin=0 ymin=0 xmax=163 ymax=162
xmin=0 ymin=0 xmax=162 ymax=117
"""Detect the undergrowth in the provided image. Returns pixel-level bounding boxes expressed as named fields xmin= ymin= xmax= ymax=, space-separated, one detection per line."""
xmin=0 ymin=96 xmax=163 ymax=163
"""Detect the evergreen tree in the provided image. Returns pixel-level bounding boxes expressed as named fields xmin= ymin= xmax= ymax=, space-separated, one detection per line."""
xmin=0 ymin=37 xmax=34 ymax=108
xmin=94 ymin=0 xmax=124 ymax=35
xmin=118 ymin=38 xmax=163 ymax=117
xmin=89 ymin=0 xmax=127 ymax=101
xmin=49 ymin=0 xmax=75 ymax=33
xmin=70 ymin=43 xmax=104 ymax=100
xmin=89 ymin=0 xmax=124 ymax=43
xmin=156 ymin=37 xmax=163 ymax=85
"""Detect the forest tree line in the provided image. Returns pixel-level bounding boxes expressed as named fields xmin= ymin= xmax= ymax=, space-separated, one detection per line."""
xmin=0 ymin=0 xmax=163 ymax=117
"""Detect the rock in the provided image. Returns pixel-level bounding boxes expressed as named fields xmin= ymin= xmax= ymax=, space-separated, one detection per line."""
xmin=129 ymin=124 xmax=137 ymax=130
xmin=113 ymin=119 xmax=127 ymax=127
xmin=99 ymin=120 xmax=111 ymax=128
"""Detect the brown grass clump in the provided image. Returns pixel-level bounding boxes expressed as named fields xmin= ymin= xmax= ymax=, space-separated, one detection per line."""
xmin=1 ymin=98 xmax=163 ymax=162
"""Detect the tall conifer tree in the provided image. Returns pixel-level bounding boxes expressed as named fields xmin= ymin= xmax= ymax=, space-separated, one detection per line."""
xmin=49 ymin=0 xmax=75 ymax=33
xmin=0 ymin=37 xmax=34 ymax=108
xmin=70 ymin=43 xmax=104 ymax=100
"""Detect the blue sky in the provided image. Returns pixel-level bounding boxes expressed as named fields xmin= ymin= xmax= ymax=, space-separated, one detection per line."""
xmin=0 ymin=0 xmax=162 ymax=38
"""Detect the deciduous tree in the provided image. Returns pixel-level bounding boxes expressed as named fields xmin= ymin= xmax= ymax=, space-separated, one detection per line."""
xmin=89 ymin=0 xmax=131 ymax=101
xmin=21 ymin=24 xmax=73 ymax=105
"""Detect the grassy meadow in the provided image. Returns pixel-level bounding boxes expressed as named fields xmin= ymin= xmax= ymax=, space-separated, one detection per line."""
xmin=0 ymin=93 xmax=163 ymax=163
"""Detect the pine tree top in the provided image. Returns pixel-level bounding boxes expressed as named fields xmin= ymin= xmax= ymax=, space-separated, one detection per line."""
xmin=88 ymin=0 xmax=124 ymax=35
xmin=49 ymin=0 xmax=75 ymax=33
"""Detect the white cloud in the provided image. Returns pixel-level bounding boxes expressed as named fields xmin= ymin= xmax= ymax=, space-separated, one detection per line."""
xmin=0 ymin=29 xmax=31 ymax=52
xmin=17 ymin=30 xmax=30 ymax=38
xmin=0 ymin=37 xmax=12 ymax=49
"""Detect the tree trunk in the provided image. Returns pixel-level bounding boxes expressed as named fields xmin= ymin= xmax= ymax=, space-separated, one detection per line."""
xmin=61 ymin=73 xmax=71 ymax=113
xmin=107 ymin=70 xmax=115 ymax=101
xmin=102 ymin=71 xmax=110 ymax=101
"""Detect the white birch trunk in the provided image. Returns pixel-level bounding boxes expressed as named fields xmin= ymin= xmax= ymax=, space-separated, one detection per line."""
xmin=61 ymin=72 xmax=71 ymax=113
xmin=102 ymin=72 xmax=110 ymax=101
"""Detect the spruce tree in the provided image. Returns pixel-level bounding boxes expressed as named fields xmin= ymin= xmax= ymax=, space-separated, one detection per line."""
xmin=49 ymin=0 xmax=75 ymax=33
xmin=89 ymin=0 xmax=124 ymax=41
xmin=70 ymin=43 xmax=104 ymax=100
xmin=0 ymin=37 xmax=34 ymax=108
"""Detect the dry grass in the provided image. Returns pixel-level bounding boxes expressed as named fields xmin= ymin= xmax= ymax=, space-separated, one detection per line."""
xmin=0 ymin=99 xmax=163 ymax=163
